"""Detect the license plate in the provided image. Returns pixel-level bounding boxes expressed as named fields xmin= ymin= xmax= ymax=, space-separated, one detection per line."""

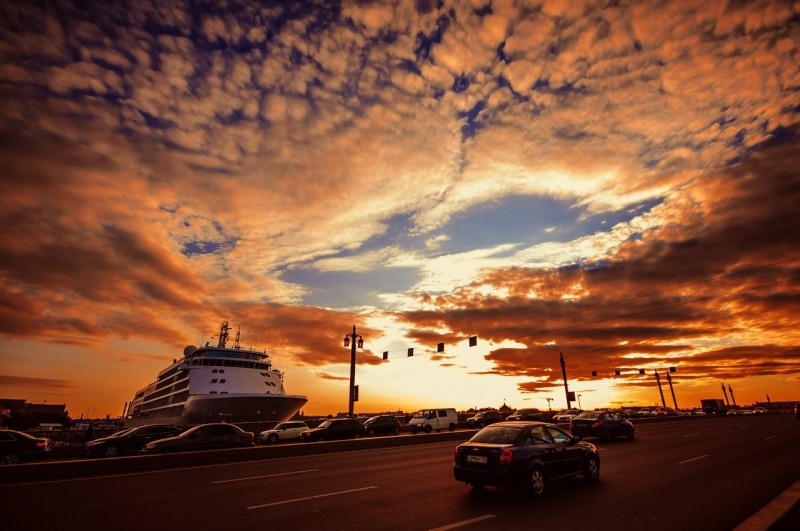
xmin=466 ymin=455 xmax=487 ymax=464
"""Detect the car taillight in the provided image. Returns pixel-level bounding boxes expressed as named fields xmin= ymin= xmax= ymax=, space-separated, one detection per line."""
xmin=592 ymin=421 xmax=603 ymax=428
xmin=36 ymin=440 xmax=48 ymax=449
xmin=500 ymin=448 xmax=512 ymax=464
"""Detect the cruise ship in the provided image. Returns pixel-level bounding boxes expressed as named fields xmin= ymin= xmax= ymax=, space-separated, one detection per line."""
xmin=124 ymin=322 xmax=308 ymax=426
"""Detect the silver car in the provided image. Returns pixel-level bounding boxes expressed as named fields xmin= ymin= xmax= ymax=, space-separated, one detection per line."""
xmin=258 ymin=421 xmax=309 ymax=443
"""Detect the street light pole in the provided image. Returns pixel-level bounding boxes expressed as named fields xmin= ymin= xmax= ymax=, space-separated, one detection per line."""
xmin=343 ymin=325 xmax=363 ymax=418
xmin=560 ymin=352 xmax=572 ymax=409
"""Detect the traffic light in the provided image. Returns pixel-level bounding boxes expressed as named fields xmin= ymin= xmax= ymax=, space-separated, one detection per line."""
xmin=437 ymin=342 xmax=444 ymax=352
xmin=469 ymin=336 xmax=477 ymax=346
xmin=592 ymin=371 xmax=597 ymax=376
xmin=615 ymin=370 xmax=621 ymax=376
xmin=352 ymin=385 xmax=359 ymax=402
xmin=408 ymin=348 xmax=414 ymax=357
xmin=382 ymin=351 xmax=388 ymax=360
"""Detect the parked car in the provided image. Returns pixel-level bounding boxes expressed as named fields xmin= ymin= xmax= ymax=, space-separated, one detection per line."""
xmin=0 ymin=430 xmax=50 ymax=465
xmin=258 ymin=421 xmax=309 ymax=443
xmin=554 ymin=409 xmax=583 ymax=422
xmin=570 ymin=411 xmax=635 ymax=441
xmin=85 ymin=424 xmax=184 ymax=457
xmin=466 ymin=411 xmax=503 ymax=428
xmin=299 ymin=418 xmax=366 ymax=442
xmin=506 ymin=408 xmax=543 ymax=421
xmin=752 ymin=407 xmax=768 ymax=414
xmin=140 ymin=423 xmax=254 ymax=454
xmin=453 ymin=421 xmax=600 ymax=496
xmin=653 ymin=407 xmax=678 ymax=416
xmin=408 ymin=408 xmax=458 ymax=433
xmin=363 ymin=415 xmax=401 ymax=436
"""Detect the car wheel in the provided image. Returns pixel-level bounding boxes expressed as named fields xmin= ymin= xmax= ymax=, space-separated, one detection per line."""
xmin=424 ymin=425 xmax=432 ymax=433
xmin=103 ymin=445 xmax=119 ymax=458
xmin=354 ymin=433 xmax=361 ymax=439
xmin=529 ymin=468 xmax=546 ymax=497
xmin=603 ymin=428 xmax=615 ymax=442
xmin=1 ymin=453 xmax=20 ymax=465
xmin=367 ymin=428 xmax=375 ymax=436
xmin=267 ymin=434 xmax=278 ymax=443
xmin=583 ymin=455 xmax=600 ymax=482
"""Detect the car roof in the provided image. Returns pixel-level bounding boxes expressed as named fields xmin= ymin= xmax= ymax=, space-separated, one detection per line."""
xmin=486 ymin=421 xmax=553 ymax=427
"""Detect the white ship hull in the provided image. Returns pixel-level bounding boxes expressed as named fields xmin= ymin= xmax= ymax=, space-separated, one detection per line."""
xmin=125 ymin=393 xmax=307 ymax=427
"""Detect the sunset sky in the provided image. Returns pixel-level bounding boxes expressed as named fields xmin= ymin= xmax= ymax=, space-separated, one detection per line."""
xmin=1 ymin=0 xmax=799 ymax=419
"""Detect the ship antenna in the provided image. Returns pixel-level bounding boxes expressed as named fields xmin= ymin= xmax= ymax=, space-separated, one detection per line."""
xmin=234 ymin=325 xmax=241 ymax=350
xmin=217 ymin=321 xmax=230 ymax=348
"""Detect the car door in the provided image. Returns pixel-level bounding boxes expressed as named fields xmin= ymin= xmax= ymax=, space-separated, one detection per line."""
xmin=527 ymin=425 xmax=564 ymax=478
xmin=546 ymin=426 xmax=585 ymax=476
xmin=209 ymin=424 xmax=238 ymax=448
xmin=185 ymin=426 xmax=214 ymax=450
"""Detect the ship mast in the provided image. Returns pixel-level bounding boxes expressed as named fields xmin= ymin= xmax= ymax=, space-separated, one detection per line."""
xmin=217 ymin=321 xmax=230 ymax=348
xmin=234 ymin=325 xmax=241 ymax=350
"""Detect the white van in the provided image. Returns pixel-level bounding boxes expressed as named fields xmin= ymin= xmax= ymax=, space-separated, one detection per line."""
xmin=408 ymin=408 xmax=458 ymax=433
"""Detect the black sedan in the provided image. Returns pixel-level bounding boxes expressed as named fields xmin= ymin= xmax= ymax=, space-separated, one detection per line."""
xmin=507 ymin=408 xmax=543 ymax=421
xmin=85 ymin=424 xmax=184 ymax=458
xmin=363 ymin=415 xmax=401 ymax=436
xmin=570 ymin=411 xmax=635 ymax=441
xmin=466 ymin=411 xmax=503 ymax=428
xmin=454 ymin=421 xmax=600 ymax=496
xmin=0 ymin=430 xmax=50 ymax=464
xmin=300 ymin=418 xmax=366 ymax=442
xmin=140 ymin=423 xmax=254 ymax=454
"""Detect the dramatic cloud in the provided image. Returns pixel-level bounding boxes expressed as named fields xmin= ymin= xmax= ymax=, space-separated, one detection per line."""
xmin=0 ymin=0 xmax=798 ymax=415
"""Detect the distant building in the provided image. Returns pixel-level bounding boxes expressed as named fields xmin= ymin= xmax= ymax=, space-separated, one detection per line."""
xmin=0 ymin=398 xmax=69 ymax=429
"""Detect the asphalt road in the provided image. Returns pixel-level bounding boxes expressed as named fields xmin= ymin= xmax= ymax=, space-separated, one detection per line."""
xmin=3 ymin=415 xmax=798 ymax=531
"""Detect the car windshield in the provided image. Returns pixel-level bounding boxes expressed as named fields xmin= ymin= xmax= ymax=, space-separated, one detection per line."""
xmin=412 ymin=411 xmax=429 ymax=418
xmin=576 ymin=412 xmax=602 ymax=420
xmin=109 ymin=428 xmax=134 ymax=438
xmin=274 ymin=423 xmax=289 ymax=429
xmin=469 ymin=426 xmax=521 ymax=444
xmin=317 ymin=420 xmax=333 ymax=428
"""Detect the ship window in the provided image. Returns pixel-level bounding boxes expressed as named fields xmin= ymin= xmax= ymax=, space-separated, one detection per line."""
xmin=212 ymin=369 xmax=218 ymax=373
xmin=211 ymin=379 xmax=218 ymax=383
xmin=219 ymin=370 xmax=224 ymax=373
xmin=219 ymin=379 xmax=226 ymax=383
xmin=210 ymin=391 xmax=217 ymax=394
xmin=220 ymin=392 xmax=228 ymax=394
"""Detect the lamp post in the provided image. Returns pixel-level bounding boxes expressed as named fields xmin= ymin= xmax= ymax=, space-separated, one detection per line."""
xmin=578 ymin=394 xmax=583 ymax=409
xmin=343 ymin=325 xmax=364 ymax=418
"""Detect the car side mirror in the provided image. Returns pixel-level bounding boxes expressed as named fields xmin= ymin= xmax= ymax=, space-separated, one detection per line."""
xmin=571 ymin=436 xmax=582 ymax=444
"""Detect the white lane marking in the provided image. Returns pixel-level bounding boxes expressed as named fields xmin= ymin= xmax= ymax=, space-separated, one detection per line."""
xmin=429 ymin=514 xmax=498 ymax=531
xmin=212 ymin=469 xmax=318 ymax=484
xmin=682 ymin=432 xmax=701 ymax=437
xmin=763 ymin=435 xmax=777 ymax=440
xmin=2 ymin=442 xmax=459 ymax=487
xmin=678 ymin=454 xmax=710 ymax=465
xmin=247 ymin=485 xmax=378 ymax=509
